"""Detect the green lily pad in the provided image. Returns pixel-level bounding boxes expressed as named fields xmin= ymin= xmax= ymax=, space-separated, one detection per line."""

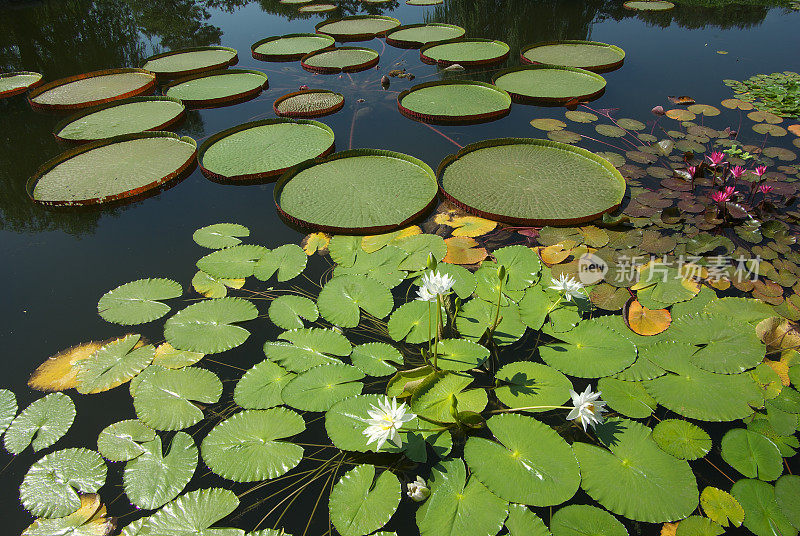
xmin=328 ymin=235 xmax=361 ymax=266
xmin=494 ymin=245 xmax=542 ymax=291
xmin=410 ymin=371 xmax=487 ymax=423
xmin=350 ymin=343 xmax=402 ymax=377
xmin=416 ymin=458 xmax=508 ymax=536
xmin=164 ymin=297 xmax=257 ymax=354
xmin=301 ymin=47 xmax=380 ymax=73
xmin=20 ymin=448 xmax=107 ymax=518
xmin=420 ymin=38 xmax=510 ymax=67
xmin=193 ymin=223 xmax=250 ymax=249
xmin=268 ymin=295 xmax=319 ymax=330
xmin=505 ymin=504 xmax=551 ymax=536
xmin=276 ymin=149 xmax=438 ymax=234
xmin=274 ymin=89 xmax=344 ymax=118
xmin=21 ymin=493 xmax=116 ymax=536
xmin=199 ymin=119 xmax=335 ymax=181
xmin=333 ymin=245 xmax=408 ymax=288
xmin=4 ymin=392 xmax=75 ymax=454
xmin=254 ymin=244 xmax=307 ymax=282
xmin=704 ymin=297 xmax=775 ymax=324
xmin=142 ymin=46 xmax=238 ymax=78
xmin=315 ymin=15 xmax=400 ymax=40
xmin=456 ymin=298 xmax=526 ymax=346
xmin=282 ymin=363 xmax=364 ymax=411
xmin=28 ymin=69 xmax=156 ymax=111
xmin=263 ymin=328 xmax=351 ymax=372
xmin=329 ymin=464 xmax=400 ymax=536
xmin=201 ymin=408 xmax=304 ymax=482
xmin=251 ymin=33 xmax=334 ymax=61
xmin=196 ymin=244 xmax=268 ymax=279
xmin=652 ymin=419 xmax=712 ymax=460
xmin=675 ymin=516 xmax=723 ymax=536
xmin=234 ymin=360 xmax=295 ymax=409
xmin=96 ymin=419 xmax=156 ymax=462
xmin=191 ymin=270 xmax=243 ymax=298
xmin=0 ymin=71 xmax=42 ymax=98
xmin=433 ymin=338 xmax=489 ymax=371
xmin=387 ymin=300 xmax=443 ymax=344
xmin=494 ymin=65 xmax=606 ymax=104
xmin=574 ymin=418 xmax=698 ymax=522
xmin=54 ymin=97 xmax=186 ymax=142
xmin=97 ymin=279 xmax=181 ymax=325
xmin=421 ymin=262 xmax=476 ymax=299
xmin=550 ymin=505 xmax=627 ymax=536
xmin=721 ymin=428 xmax=783 ymax=481
xmin=398 ymin=81 xmax=512 ymax=124
xmin=152 ymin=343 xmax=204 ymax=369
xmin=75 ymin=334 xmax=155 ymax=394
xmin=163 ymin=69 xmax=268 ymax=107
xmin=669 ymin=313 xmax=765 ymax=374
xmin=385 ymin=24 xmax=465 ymax=48
xmin=495 ymin=362 xmax=572 ymax=412
xmin=464 ymin=413 xmax=581 ymax=506
xmin=325 ymin=394 xmax=414 ymax=453
xmin=133 ymin=488 xmax=241 ymax=535
xmin=624 ymin=1 xmax=674 ymax=9
xmin=317 ymin=274 xmax=394 ymax=328
xmin=597 ymin=377 xmax=657 ymax=418
xmin=775 ymin=475 xmax=800 ymax=529
xmin=132 ymin=365 xmax=222 ymax=431
xmin=439 ymin=138 xmax=626 ymax=225
xmin=700 ymin=486 xmax=745 ymax=527
xmin=123 ymin=432 xmax=197 ymax=509
xmin=0 ymin=389 xmax=16 ymax=438
xmin=540 ymin=320 xmax=637 ymax=377
xmin=521 ymin=40 xmax=625 ymax=72
xmin=731 ymin=479 xmax=798 ymax=536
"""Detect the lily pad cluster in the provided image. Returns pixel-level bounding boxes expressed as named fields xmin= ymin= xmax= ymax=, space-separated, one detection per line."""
xmin=725 ymin=71 xmax=800 ymax=118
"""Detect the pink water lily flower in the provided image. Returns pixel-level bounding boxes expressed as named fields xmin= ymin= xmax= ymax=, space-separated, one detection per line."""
xmin=686 ymin=165 xmax=698 ymax=178
xmin=760 ymin=184 xmax=774 ymax=194
xmin=712 ymin=186 xmax=736 ymax=203
xmin=729 ymin=165 xmax=745 ymax=179
xmin=753 ymin=165 xmax=767 ymax=178
xmin=706 ymin=152 xmax=726 ymax=166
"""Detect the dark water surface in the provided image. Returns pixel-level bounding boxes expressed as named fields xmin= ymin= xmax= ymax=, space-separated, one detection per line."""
xmin=1 ymin=0 xmax=799 ymax=534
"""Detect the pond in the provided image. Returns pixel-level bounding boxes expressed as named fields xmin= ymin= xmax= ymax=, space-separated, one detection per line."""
xmin=1 ymin=0 xmax=800 ymax=535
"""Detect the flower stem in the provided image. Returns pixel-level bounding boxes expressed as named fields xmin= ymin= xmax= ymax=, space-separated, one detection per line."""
xmin=433 ymin=294 xmax=442 ymax=371
xmin=489 ymin=405 xmax=572 ymax=414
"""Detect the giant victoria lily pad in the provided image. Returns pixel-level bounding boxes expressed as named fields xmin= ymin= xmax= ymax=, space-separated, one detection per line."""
xmin=315 ymin=15 xmax=401 ymax=41
xmin=398 ymin=81 xmax=512 ymax=124
xmin=142 ymin=46 xmax=238 ymax=79
xmin=28 ymin=132 xmax=196 ymax=206
xmin=28 ymin=69 xmax=156 ymax=111
xmin=0 ymin=71 xmax=43 ymax=99
xmin=274 ymin=89 xmax=345 ymax=118
xmin=301 ymin=47 xmax=380 ymax=73
xmin=385 ymin=24 xmax=466 ymax=48
xmin=163 ymin=69 xmax=268 ymax=108
xmin=521 ymin=40 xmax=626 ymax=72
xmin=493 ymin=65 xmax=607 ymax=104
xmin=420 ymin=38 xmax=510 ymax=67
xmin=299 ymin=3 xmax=337 ymax=11
xmin=437 ymin=138 xmax=626 ymax=225
xmin=251 ymin=33 xmax=335 ymax=61
xmin=53 ymin=97 xmax=186 ymax=143
xmin=198 ymin=119 xmax=335 ymax=182
xmin=275 ymin=149 xmax=438 ymax=233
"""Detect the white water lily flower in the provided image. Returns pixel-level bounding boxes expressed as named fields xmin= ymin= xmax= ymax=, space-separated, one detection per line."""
xmin=363 ymin=396 xmax=416 ymax=450
xmin=407 ymin=476 xmax=430 ymax=502
xmin=416 ymin=270 xmax=456 ymax=302
xmin=567 ymin=385 xmax=607 ymax=431
xmin=549 ymin=274 xmax=586 ymax=302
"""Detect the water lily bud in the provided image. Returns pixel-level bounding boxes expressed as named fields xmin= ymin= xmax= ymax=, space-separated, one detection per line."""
xmin=299 ymin=85 xmax=309 ymax=91
xmin=497 ymin=264 xmax=507 ymax=281
xmin=407 ymin=476 xmax=430 ymax=502
xmin=426 ymin=252 xmax=438 ymax=271
xmin=651 ymin=105 xmax=665 ymax=116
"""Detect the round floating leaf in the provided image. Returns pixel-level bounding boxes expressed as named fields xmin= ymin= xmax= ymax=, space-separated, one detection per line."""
xmin=29 ymin=132 xmax=197 ymax=206
xmin=282 ymin=363 xmax=364 ymax=411
xmin=550 ymin=504 xmax=627 ymax=536
xmin=315 ymin=15 xmax=400 ymax=40
xmin=202 ymin=408 xmax=304 ymax=482
xmin=263 ymin=328 xmax=351 ymax=372
xmin=530 ymin=118 xmax=567 ymax=131
xmin=721 ymin=428 xmax=783 ymax=481
xmin=420 ymin=38 xmax=509 ymax=67
xmin=28 ymin=341 xmax=106 ymax=392
xmin=97 ymin=279 xmax=181 ymax=325
xmin=329 ymin=464 xmax=400 ymax=536
xmin=416 ymin=458 xmax=508 ymax=536
xmin=196 ymin=244 xmax=268 ymax=279
xmin=334 ymin=245 xmax=409 ymax=288
xmin=521 ymin=40 xmax=625 ymax=72
xmin=199 ymin=119 xmax=335 ymax=182
xmin=97 ymin=419 xmax=156 ymax=462
xmin=350 ymin=343 xmax=402 ymax=377
xmin=431 ymin=262 xmax=476 ymax=299
xmin=251 ymin=33 xmax=334 ymax=61
xmin=398 ymin=81 xmax=511 ymax=124
xmin=0 ymin=71 xmax=43 ymax=98
xmin=652 ymin=419 xmax=711 ymax=460
xmin=495 ymin=362 xmax=572 ymax=412
xmin=439 ymin=138 xmax=626 ymax=225
xmin=434 ymin=338 xmax=489 ymax=371
xmin=624 ymin=1 xmax=674 ymax=10
xmin=299 ymin=2 xmax=337 ymax=10
xmin=394 ymin=234 xmax=447 ymax=271
xmin=675 ymin=516 xmax=723 ymax=536
xmin=274 ymin=89 xmax=344 ymax=118
xmin=626 ymin=300 xmax=671 ymax=336
xmin=411 ymin=371 xmax=487 ymax=423
xmin=20 ymin=448 xmax=107 ymax=518
xmin=164 ymin=297 xmax=257 ymax=354
xmin=143 ymin=46 xmax=238 ymax=78
xmin=464 ymin=413 xmax=580 ymax=506
xmin=704 ymin=297 xmax=774 ymax=325
xmin=22 ymin=493 xmax=116 ymax=536
xmin=0 ymin=389 xmax=17 ymax=438
xmin=254 ymin=244 xmax=307 ymax=282
xmin=28 ymin=69 xmax=155 ymax=111
xmin=163 ymin=69 xmax=268 ymax=107
xmin=494 ymin=245 xmax=542 ymax=291
xmin=268 ymin=295 xmax=318 ymax=330
xmin=505 ymin=504 xmax=551 ymax=536
xmin=540 ymin=320 xmax=637 ymax=377
xmin=574 ymin=418 xmax=698 ymax=522
xmin=276 ymin=149 xmax=438 ymax=234
xmin=388 ymin=300 xmax=442 ymax=344
xmin=301 ymin=47 xmax=380 ymax=73
xmin=669 ymin=313 xmax=765 ymax=374
xmin=234 ymin=360 xmax=295 ymax=409
xmin=152 ymin=343 xmax=204 ymax=369
xmin=456 ymin=297 xmax=526 ymax=346
xmin=701 ymin=486 xmax=745 ymax=528
xmin=597 ymin=377 xmax=657 ymax=418
xmin=386 ymin=24 xmax=465 ymax=48
xmin=75 ymin=334 xmax=155 ymax=394
xmin=123 ymin=432 xmax=197 ymax=509
xmin=4 ymin=392 xmax=75 ymax=454
xmin=775 ymin=475 xmax=800 ymax=529
xmin=193 ymin=223 xmax=250 ymax=249
xmin=132 ymin=366 xmax=222 ymax=431
xmin=136 ymin=488 xmax=240 ymax=535
xmin=326 ymin=394 xmax=412 ymax=452
xmin=317 ymin=275 xmax=394 ymax=328
xmin=54 ymin=97 xmax=186 ymax=143
xmin=494 ymin=65 xmax=606 ymax=104
xmin=731 ymin=479 xmax=798 ymax=536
